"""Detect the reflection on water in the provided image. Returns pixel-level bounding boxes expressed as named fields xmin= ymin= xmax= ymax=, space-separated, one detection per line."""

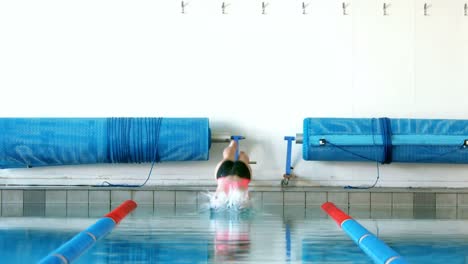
xmin=1 ymin=206 xmax=468 ymax=263
xmin=211 ymin=210 xmax=253 ymax=262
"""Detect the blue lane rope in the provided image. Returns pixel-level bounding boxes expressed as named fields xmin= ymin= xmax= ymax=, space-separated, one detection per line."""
xmin=98 ymin=117 xmax=163 ymax=187
xmin=322 ymin=202 xmax=409 ymax=264
xmin=39 ymin=200 xmax=137 ymax=264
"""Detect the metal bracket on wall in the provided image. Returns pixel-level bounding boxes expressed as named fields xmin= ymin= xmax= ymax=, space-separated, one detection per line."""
xmin=222 ymin=2 xmax=229 ymax=14
xmin=262 ymin=2 xmax=269 ymax=15
xmin=181 ymin=1 xmax=186 ymax=14
xmin=424 ymin=3 xmax=431 ymax=16
xmin=342 ymin=2 xmax=349 ymax=15
xmin=383 ymin=3 xmax=390 ymax=16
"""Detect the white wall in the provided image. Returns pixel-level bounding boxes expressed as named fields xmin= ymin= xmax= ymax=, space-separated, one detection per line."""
xmin=1 ymin=0 xmax=467 ymax=187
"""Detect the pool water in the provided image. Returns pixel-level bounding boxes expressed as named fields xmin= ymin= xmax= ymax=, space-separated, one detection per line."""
xmin=1 ymin=206 xmax=468 ymax=263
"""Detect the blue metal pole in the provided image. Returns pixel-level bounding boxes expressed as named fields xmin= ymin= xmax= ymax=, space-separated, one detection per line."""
xmin=231 ymin=135 xmax=245 ymax=161
xmin=284 ymin=136 xmax=295 ymax=176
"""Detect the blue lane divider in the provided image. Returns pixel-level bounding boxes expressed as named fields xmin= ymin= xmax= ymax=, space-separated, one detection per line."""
xmin=342 ymin=220 xmax=405 ymax=264
xmin=39 ymin=200 xmax=137 ymax=264
xmin=322 ymin=202 xmax=408 ymax=264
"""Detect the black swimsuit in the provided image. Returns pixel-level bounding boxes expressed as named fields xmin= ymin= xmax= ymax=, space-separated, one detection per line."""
xmin=216 ymin=160 xmax=251 ymax=179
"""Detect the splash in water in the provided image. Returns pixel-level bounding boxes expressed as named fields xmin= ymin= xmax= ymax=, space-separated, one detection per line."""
xmin=205 ymin=188 xmax=251 ymax=211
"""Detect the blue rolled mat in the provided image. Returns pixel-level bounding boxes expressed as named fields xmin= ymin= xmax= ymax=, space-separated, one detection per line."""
xmin=0 ymin=118 xmax=210 ymax=168
xmin=303 ymin=118 xmax=468 ymax=163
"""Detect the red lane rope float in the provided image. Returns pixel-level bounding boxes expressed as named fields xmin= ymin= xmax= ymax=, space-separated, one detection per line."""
xmin=321 ymin=201 xmax=352 ymax=226
xmin=106 ymin=200 xmax=138 ymax=224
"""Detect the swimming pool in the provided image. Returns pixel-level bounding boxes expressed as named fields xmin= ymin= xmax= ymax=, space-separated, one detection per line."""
xmin=1 ymin=204 xmax=468 ymax=263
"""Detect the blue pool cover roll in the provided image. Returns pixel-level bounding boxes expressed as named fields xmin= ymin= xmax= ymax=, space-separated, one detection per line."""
xmin=303 ymin=118 xmax=468 ymax=163
xmin=0 ymin=118 xmax=210 ymax=169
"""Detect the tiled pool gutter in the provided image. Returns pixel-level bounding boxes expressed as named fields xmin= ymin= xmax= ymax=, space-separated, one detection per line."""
xmin=1 ymin=186 xmax=468 ymax=218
